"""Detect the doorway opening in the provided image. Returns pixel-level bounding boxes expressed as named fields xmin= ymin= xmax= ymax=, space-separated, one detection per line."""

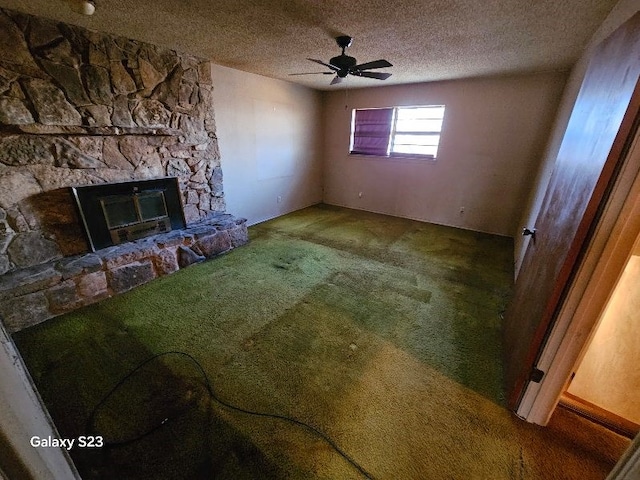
xmin=560 ymin=230 xmax=640 ymax=438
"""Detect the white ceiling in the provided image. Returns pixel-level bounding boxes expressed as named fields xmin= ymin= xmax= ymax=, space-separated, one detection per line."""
xmin=0 ymin=0 xmax=619 ymax=90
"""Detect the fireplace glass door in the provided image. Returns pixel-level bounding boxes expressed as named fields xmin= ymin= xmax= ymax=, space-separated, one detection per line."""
xmin=138 ymin=191 xmax=168 ymax=222
xmin=101 ymin=195 xmax=139 ymax=229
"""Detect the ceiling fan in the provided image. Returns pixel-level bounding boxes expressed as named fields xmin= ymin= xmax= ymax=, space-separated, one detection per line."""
xmin=292 ymin=36 xmax=392 ymax=85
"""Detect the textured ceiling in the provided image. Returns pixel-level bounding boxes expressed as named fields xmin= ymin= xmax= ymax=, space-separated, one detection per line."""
xmin=0 ymin=0 xmax=619 ymax=90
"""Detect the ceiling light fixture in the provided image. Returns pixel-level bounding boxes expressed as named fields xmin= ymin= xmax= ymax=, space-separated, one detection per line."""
xmin=71 ymin=0 xmax=96 ymax=16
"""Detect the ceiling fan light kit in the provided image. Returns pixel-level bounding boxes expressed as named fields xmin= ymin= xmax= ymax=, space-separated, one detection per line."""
xmin=71 ymin=0 xmax=96 ymax=16
xmin=295 ymin=35 xmax=393 ymax=85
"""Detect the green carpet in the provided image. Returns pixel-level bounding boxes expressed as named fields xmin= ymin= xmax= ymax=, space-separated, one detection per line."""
xmin=13 ymin=204 xmax=628 ymax=479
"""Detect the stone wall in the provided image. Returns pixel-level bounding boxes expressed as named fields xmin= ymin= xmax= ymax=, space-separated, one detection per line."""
xmin=0 ymin=8 xmax=225 ymax=276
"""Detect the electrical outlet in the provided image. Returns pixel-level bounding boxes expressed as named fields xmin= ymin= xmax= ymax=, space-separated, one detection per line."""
xmin=277 ymin=195 xmax=282 ymax=203
xmin=358 ymin=192 xmax=363 ymax=198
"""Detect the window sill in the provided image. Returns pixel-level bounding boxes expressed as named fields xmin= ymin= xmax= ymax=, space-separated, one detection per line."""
xmin=348 ymin=153 xmax=437 ymax=162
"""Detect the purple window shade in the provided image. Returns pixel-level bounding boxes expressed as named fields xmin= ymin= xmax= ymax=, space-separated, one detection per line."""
xmin=351 ymin=108 xmax=393 ymax=155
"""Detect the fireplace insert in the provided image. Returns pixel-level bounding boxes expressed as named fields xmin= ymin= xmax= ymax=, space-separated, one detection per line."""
xmin=72 ymin=178 xmax=186 ymax=251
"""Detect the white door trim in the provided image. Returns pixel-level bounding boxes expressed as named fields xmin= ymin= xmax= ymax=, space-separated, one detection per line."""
xmin=0 ymin=322 xmax=80 ymax=479
xmin=607 ymin=433 xmax=640 ymax=480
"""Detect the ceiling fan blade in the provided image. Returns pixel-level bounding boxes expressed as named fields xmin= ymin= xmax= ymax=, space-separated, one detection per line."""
xmin=330 ymin=75 xmax=343 ymax=85
xmin=289 ymin=72 xmax=335 ymax=75
xmin=351 ymin=71 xmax=392 ymax=80
xmin=353 ymin=59 xmax=393 ymax=70
xmin=307 ymin=58 xmax=339 ymax=71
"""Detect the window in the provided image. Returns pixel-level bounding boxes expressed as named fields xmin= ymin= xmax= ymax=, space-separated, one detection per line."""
xmin=349 ymin=105 xmax=446 ymax=159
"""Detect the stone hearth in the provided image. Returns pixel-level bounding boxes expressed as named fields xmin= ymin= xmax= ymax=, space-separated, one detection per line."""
xmin=0 ymin=214 xmax=247 ymax=333
xmin=0 ymin=8 xmax=248 ymax=332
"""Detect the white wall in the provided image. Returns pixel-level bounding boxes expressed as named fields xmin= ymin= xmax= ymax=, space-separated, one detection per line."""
xmin=211 ymin=65 xmax=323 ymax=225
xmin=515 ymin=0 xmax=640 ymax=275
xmin=321 ymin=73 xmax=566 ymax=237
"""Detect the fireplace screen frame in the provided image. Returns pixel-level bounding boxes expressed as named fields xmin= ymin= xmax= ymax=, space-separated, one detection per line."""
xmin=71 ymin=178 xmax=187 ymax=252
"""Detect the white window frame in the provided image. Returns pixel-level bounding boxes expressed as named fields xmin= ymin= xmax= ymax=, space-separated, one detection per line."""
xmin=349 ymin=105 xmax=446 ymax=160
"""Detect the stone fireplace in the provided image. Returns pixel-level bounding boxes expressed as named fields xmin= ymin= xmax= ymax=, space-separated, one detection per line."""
xmin=0 ymin=8 xmax=248 ymax=332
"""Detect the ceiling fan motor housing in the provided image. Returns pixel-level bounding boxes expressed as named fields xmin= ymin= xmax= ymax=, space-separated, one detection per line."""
xmin=331 ymin=54 xmax=357 ymax=76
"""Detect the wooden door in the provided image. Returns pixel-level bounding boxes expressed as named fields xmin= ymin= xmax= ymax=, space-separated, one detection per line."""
xmin=504 ymin=12 xmax=640 ymax=410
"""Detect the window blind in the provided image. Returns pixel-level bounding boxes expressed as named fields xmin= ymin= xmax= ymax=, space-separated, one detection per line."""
xmin=350 ymin=108 xmax=394 ymax=156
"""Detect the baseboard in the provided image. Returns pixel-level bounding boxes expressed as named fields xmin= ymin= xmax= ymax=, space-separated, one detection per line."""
xmin=560 ymin=392 xmax=639 ymax=439
xmin=321 ymin=201 xmax=513 ymax=238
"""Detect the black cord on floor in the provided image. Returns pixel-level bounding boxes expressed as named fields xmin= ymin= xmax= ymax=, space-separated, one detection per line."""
xmin=86 ymin=351 xmax=375 ymax=480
